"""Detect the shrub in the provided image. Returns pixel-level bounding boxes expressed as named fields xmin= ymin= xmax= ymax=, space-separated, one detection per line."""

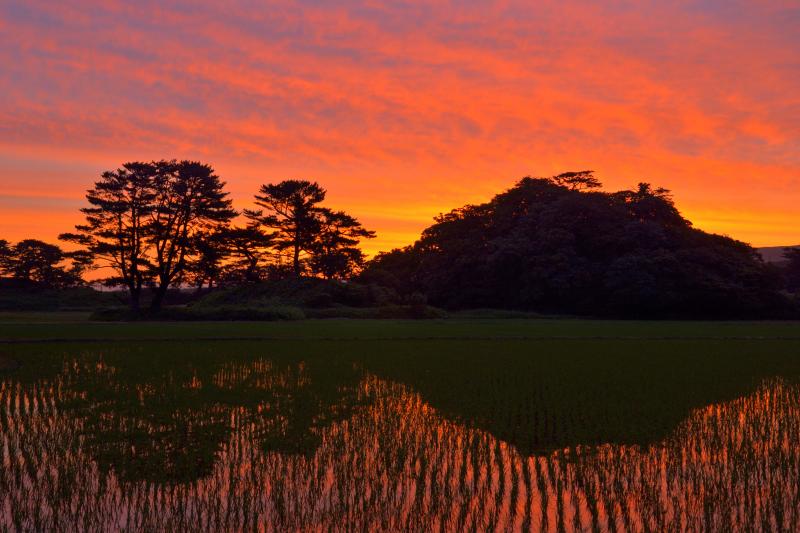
xmin=0 ymin=285 xmax=118 ymax=311
xmin=194 ymin=278 xmax=400 ymax=310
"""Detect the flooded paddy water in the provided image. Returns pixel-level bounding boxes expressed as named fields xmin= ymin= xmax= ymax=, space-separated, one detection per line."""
xmin=2 ymin=338 xmax=800 ymax=531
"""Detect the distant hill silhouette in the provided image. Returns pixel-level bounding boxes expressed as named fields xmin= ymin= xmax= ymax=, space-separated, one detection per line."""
xmin=757 ymin=246 xmax=798 ymax=265
xmin=363 ymin=174 xmax=795 ymax=318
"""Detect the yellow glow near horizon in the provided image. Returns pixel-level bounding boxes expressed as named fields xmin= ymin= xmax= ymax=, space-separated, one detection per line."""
xmin=0 ymin=1 xmax=798 ymax=251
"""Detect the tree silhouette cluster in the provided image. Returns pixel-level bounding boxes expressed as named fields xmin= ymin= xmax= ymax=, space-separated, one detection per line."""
xmin=0 ymin=239 xmax=89 ymax=289
xmin=58 ymin=161 xmax=374 ymax=311
xmin=245 ymin=180 xmax=375 ymax=279
xmin=362 ymin=172 xmax=793 ymax=318
xmin=3 ymin=165 xmax=797 ymax=318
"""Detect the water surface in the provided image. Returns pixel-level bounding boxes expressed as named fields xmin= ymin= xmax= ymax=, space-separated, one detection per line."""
xmin=2 ymin=342 xmax=799 ymax=531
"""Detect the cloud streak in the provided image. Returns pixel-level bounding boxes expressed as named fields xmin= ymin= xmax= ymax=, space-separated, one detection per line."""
xmin=0 ymin=0 xmax=798 ymax=251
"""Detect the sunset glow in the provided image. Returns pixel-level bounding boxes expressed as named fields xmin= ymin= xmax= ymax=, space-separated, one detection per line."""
xmin=1 ymin=0 xmax=798 ymax=253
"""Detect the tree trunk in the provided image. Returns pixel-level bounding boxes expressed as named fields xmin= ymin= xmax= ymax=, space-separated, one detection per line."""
xmin=293 ymin=245 xmax=301 ymax=277
xmin=193 ymin=280 xmax=204 ymax=296
xmin=150 ymin=280 xmax=169 ymax=312
xmin=129 ymin=288 xmax=141 ymax=312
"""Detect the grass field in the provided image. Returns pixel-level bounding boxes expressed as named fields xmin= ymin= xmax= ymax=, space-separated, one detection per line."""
xmin=2 ymin=311 xmax=800 ymax=341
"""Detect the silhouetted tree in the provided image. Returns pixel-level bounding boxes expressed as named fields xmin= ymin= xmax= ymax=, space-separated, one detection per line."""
xmin=9 ymin=239 xmax=63 ymax=285
xmin=785 ymin=247 xmax=800 ymax=292
xmin=551 ymin=170 xmax=602 ymax=190
xmin=147 ymin=160 xmax=236 ymax=311
xmin=186 ymin=230 xmax=229 ymax=291
xmin=0 ymin=239 xmax=85 ymax=288
xmin=309 ymin=209 xmax=375 ymax=279
xmin=60 ymin=163 xmax=157 ymax=311
xmin=222 ymin=225 xmax=274 ymax=283
xmin=246 ymin=180 xmax=326 ymax=276
xmin=612 ymin=182 xmax=686 ymax=226
xmin=361 ymin=245 xmax=422 ymax=294
xmin=362 ymin=172 xmax=791 ymax=318
xmin=0 ymin=239 xmax=10 ymax=275
xmin=62 ymin=160 xmax=235 ymax=312
xmin=247 ymin=180 xmax=374 ymax=279
xmin=63 ymin=249 xmax=94 ymax=283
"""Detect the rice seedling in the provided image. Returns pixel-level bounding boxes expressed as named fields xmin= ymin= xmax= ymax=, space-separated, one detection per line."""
xmin=1 ymin=322 xmax=800 ymax=530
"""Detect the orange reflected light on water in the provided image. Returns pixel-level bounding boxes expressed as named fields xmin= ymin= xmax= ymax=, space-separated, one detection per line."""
xmin=2 ymin=363 xmax=799 ymax=531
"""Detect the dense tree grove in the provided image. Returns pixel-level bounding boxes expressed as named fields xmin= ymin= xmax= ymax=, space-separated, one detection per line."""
xmin=55 ymin=161 xmax=374 ymax=311
xmin=362 ymin=172 xmax=793 ymax=318
xmin=60 ymin=160 xmax=237 ymax=311
xmin=3 ymin=165 xmax=798 ymax=318
xmin=0 ymin=239 xmax=88 ymax=288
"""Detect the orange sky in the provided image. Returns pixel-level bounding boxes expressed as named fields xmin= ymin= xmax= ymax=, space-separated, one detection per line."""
xmin=1 ymin=0 xmax=798 ymax=254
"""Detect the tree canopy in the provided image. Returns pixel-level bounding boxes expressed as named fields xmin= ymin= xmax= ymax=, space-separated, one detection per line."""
xmin=0 ymin=239 xmax=87 ymax=289
xmin=363 ymin=172 xmax=790 ymax=318
xmin=58 ymin=166 xmax=375 ymax=312
xmin=147 ymin=160 xmax=237 ymax=310
xmin=61 ymin=160 xmax=236 ymax=311
xmin=246 ymin=180 xmax=374 ymax=278
xmin=8 ymin=163 xmax=791 ymax=318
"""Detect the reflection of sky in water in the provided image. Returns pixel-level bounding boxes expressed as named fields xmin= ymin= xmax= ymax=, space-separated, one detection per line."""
xmin=1 ymin=358 xmax=799 ymax=531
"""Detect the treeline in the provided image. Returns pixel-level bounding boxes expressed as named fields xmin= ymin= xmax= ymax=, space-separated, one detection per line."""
xmin=362 ymin=171 xmax=800 ymax=318
xmin=3 ymin=165 xmax=799 ymax=318
xmin=50 ymin=160 xmax=373 ymax=312
xmin=0 ymin=239 xmax=91 ymax=289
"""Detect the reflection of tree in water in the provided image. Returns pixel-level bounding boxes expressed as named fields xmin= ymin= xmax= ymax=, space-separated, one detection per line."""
xmin=61 ymin=347 xmax=364 ymax=483
xmin=212 ymin=357 xmax=363 ymax=456
xmin=360 ymin=342 xmax=800 ymax=454
xmin=3 ymin=372 xmax=800 ymax=531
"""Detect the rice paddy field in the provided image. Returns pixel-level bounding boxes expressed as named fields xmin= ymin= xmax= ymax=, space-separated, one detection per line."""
xmin=2 ymin=313 xmax=800 ymax=531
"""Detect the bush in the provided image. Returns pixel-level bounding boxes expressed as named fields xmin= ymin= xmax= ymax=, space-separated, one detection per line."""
xmin=194 ymin=278 xmax=400 ymax=310
xmin=0 ymin=285 xmax=119 ymax=311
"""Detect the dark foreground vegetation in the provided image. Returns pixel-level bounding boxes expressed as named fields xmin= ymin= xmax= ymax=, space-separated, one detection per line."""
xmin=2 ymin=163 xmax=799 ymax=319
